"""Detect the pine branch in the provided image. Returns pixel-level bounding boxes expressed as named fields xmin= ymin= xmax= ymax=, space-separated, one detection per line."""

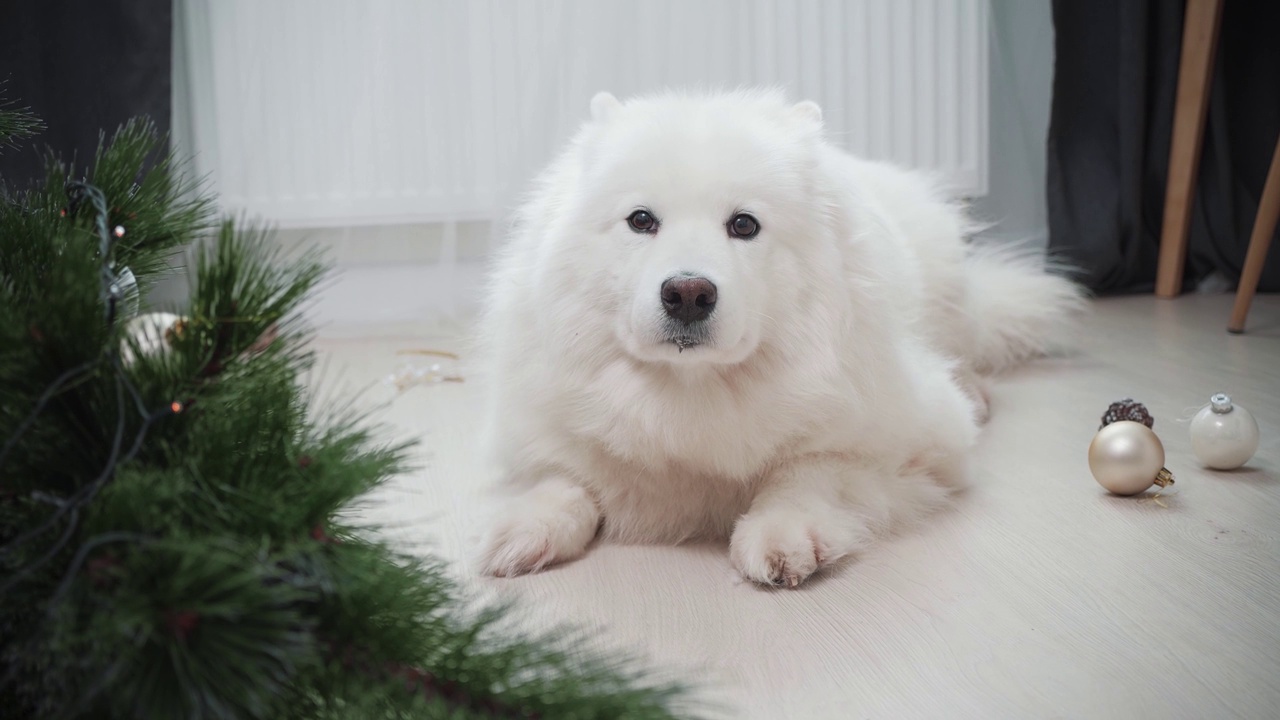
xmin=323 ymin=638 xmax=534 ymax=719
xmin=0 ymin=85 xmax=43 ymax=152
xmin=0 ymin=95 xmax=697 ymax=719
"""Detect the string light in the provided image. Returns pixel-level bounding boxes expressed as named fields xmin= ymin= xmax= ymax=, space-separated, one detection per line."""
xmin=0 ymin=180 xmax=178 ymax=599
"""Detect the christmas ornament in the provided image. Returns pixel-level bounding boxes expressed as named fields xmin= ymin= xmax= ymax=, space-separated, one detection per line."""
xmin=121 ymin=312 xmax=277 ymax=366
xmin=1099 ymin=398 xmax=1154 ymax=430
xmin=386 ymin=349 xmax=464 ymax=392
xmin=1189 ymin=393 xmax=1260 ymax=470
xmin=121 ymin=311 xmax=185 ymax=365
xmin=1088 ymin=399 xmax=1175 ymax=496
xmin=113 ymin=265 xmax=140 ymax=320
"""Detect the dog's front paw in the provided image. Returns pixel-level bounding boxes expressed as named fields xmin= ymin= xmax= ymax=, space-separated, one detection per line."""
xmin=729 ymin=512 xmax=843 ymax=588
xmin=479 ymin=479 xmax=600 ymax=577
xmin=480 ymin=521 xmax=561 ymax=577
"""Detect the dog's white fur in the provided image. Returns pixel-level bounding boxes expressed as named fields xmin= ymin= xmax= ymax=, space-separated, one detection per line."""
xmin=474 ymin=89 xmax=1083 ymax=586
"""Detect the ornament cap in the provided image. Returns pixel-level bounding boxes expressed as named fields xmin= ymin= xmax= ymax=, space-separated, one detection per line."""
xmin=1154 ymin=467 xmax=1175 ymax=488
xmin=1210 ymin=393 xmax=1234 ymax=414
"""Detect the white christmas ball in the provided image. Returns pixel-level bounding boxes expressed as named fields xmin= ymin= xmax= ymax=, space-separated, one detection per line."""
xmin=1190 ymin=394 xmax=1259 ymax=470
xmin=1088 ymin=420 xmax=1168 ymax=495
xmin=121 ymin=311 xmax=185 ymax=366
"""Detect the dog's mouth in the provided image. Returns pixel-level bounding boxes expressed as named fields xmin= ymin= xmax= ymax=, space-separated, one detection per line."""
xmin=668 ymin=336 xmax=701 ymax=353
xmin=661 ymin=321 xmax=711 ymax=354
xmin=635 ymin=321 xmax=719 ymax=362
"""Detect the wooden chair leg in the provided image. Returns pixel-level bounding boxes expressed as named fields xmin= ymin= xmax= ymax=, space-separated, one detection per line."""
xmin=1228 ymin=138 xmax=1280 ymax=333
xmin=1156 ymin=0 xmax=1225 ymax=298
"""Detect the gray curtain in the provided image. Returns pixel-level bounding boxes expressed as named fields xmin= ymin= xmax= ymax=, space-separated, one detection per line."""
xmin=1047 ymin=0 xmax=1280 ymax=294
xmin=0 ymin=0 xmax=172 ymax=187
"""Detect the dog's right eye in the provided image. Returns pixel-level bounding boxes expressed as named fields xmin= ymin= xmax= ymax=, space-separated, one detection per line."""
xmin=626 ymin=210 xmax=658 ymax=234
xmin=727 ymin=213 xmax=760 ymax=239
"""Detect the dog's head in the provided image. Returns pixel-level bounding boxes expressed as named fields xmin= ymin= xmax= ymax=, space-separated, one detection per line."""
xmin=547 ymin=90 xmax=835 ymax=367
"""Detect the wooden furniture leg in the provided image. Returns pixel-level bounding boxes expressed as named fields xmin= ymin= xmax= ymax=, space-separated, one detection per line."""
xmin=1228 ymin=138 xmax=1280 ymax=333
xmin=1155 ymin=0 xmax=1225 ymax=297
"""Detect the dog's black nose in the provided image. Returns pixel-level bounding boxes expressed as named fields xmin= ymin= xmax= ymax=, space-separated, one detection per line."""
xmin=661 ymin=276 xmax=717 ymax=324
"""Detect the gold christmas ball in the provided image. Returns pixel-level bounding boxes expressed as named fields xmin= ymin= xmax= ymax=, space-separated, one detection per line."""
xmin=1088 ymin=420 xmax=1172 ymax=495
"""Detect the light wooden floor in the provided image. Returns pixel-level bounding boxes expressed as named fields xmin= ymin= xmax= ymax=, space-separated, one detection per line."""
xmin=315 ymin=293 xmax=1279 ymax=720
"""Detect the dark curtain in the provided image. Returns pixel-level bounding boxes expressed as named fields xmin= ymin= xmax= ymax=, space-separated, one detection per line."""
xmin=1047 ymin=0 xmax=1280 ymax=294
xmin=0 ymin=0 xmax=172 ymax=188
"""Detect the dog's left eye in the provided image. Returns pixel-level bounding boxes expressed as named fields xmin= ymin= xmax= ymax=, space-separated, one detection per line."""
xmin=727 ymin=213 xmax=760 ymax=239
xmin=627 ymin=210 xmax=658 ymax=234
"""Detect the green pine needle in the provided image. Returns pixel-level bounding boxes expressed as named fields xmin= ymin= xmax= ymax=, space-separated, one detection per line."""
xmin=0 ymin=86 xmax=43 ymax=152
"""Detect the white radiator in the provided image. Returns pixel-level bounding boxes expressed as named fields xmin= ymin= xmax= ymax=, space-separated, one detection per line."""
xmin=178 ymin=0 xmax=989 ymax=230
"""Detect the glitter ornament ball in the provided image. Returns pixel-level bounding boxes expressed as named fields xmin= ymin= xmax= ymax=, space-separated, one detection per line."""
xmin=114 ymin=265 xmax=140 ymax=320
xmin=1088 ymin=420 xmax=1173 ymax=495
xmin=1189 ymin=393 xmax=1259 ymax=470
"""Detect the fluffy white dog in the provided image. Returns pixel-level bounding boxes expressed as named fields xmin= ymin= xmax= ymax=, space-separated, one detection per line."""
xmin=474 ymin=89 xmax=1082 ymax=587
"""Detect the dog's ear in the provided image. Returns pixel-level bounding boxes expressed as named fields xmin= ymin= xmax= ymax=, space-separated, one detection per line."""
xmin=790 ymin=100 xmax=824 ymax=127
xmin=590 ymin=91 xmax=623 ymax=122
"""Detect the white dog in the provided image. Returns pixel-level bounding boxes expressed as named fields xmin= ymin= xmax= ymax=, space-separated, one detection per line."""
xmin=474 ymin=89 xmax=1082 ymax=587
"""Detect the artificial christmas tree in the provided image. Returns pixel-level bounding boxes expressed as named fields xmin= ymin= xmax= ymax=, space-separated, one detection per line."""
xmin=0 ymin=95 xmax=690 ymax=719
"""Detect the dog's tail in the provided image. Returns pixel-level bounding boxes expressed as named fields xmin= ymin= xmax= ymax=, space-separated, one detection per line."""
xmin=962 ymin=242 xmax=1088 ymax=374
